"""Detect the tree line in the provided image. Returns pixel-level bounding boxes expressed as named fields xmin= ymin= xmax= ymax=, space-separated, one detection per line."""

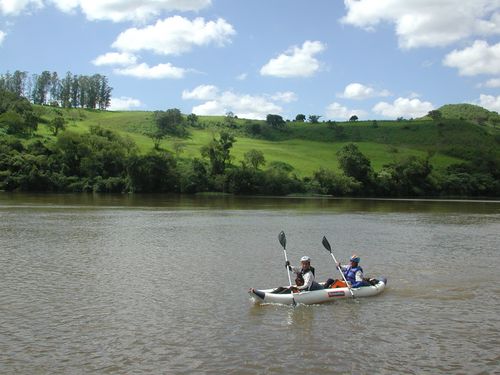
xmin=0 ymin=70 xmax=112 ymax=109
xmin=0 ymin=90 xmax=498 ymax=196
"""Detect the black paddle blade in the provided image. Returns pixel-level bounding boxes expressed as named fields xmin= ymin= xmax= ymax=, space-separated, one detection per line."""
xmin=278 ymin=231 xmax=286 ymax=249
xmin=322 ymin=236 xmax=332 ymax=252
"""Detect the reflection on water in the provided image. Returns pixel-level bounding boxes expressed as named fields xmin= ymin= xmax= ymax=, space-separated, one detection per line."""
xmin=0 ymin=193 xmax=499 ymax=374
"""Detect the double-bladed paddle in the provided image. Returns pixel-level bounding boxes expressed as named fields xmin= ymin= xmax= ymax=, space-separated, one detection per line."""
xmin=278 ymin=231 xmax=297 ymax=306
xmin=322 ymin=236 xmax=354 ymax=298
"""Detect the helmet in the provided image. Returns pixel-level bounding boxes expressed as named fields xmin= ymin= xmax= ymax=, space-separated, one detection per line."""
xmin=300 ymin=256 xmax=311 ymax=262
xmin=350 ymin=254 xmax=360 ymax=263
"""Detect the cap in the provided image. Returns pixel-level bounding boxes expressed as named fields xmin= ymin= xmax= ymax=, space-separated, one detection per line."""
xmin=300 ymin=256 xmax=311 ymax=262
xmin=350 ymin=254 xmax=360 ymax=263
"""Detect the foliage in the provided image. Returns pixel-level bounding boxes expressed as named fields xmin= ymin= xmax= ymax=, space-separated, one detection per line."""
xmin=349 ymin=115 xmax=358 ymax=122
xmin=1 ymin=70 xmax=112 ymax=109
xmin=336 ymin=143 xmax=373 ymax=187
xmin=201 ymin=131 xmax=236 ymax=175
xmin=48 ymin=115 xmax=66 ymax=135
xmin=295 ymin=114 xmax=306 ymax=122
xmin=266 ymin=114 xmax=286 ymax=129
xmin=308 ymin=115 xmax=321 ymax=123
xmin=243 ymin=149 xmax=265 ymax=169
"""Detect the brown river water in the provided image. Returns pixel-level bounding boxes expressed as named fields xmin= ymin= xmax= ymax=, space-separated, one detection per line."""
xmin=0 ymin=193 xmax=499 ymax=374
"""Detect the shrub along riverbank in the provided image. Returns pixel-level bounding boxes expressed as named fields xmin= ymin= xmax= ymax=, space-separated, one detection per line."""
xmin=1 ymin=89 xmax=499 ymax=197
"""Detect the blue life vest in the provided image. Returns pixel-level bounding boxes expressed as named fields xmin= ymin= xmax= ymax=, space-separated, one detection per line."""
xmin=343 ymin=265 xmax=363 ymax=284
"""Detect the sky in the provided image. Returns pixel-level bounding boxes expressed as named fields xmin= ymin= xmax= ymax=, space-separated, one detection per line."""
xmin=0 ymin=0 xmax=499 ymax=120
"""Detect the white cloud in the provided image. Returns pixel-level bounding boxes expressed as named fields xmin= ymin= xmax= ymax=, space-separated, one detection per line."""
xmin=109 ymin=96 xmax=142 ymax=111
xmin=182 ymin=84 xmax=219 ymax=100
xmin=260 ymin=40 xmax=326 ymax=78
xmin=0 ymin=0 xmax=42 ymax=15
xmin=112 ymin=16 xmax=235 ymax=56
xmin=339 ymin=82 xmax=391 ymax=100
xmin=1 ymin=0 xmax=212 ymax=21
xmin=271 ymin=91 xmax=297 ymax=103
xmin=481 ymin=78 xmax=500 ymax=88
xmin=373 ymin=97 xmax=434 ymax=118
xmin=341 ymin=0 xmax=500 ymax=49
xmin=114 ymin=63 xmax=186 ymax=79
xmin=236 ymin=73 xmax=247 ymax=81
xmin=92 ymin=52 xmax=137 ymax=66
xmin=0 ymin=30 xmax=5 ymax=45
xmin=185 ymin=86 xmax=283 ymax=119
xmin=325 ymin=102 xmax=367 ymax=120
xmin=443 ymin=40 xmax=500 ymax=76
xmin=478 ymin=94 xmax=500 ymax=112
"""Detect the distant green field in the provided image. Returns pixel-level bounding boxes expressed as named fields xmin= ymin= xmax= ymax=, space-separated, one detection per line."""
xmin=34 ymin=106 xmax=498 ymax=176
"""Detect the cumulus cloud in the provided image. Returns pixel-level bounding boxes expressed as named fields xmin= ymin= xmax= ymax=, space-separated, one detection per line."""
xmin=443 ymin=40 xmax=500 ymax=76
xmin=1 ymin=0 xmax=212 ymax=22
xmin=114 ymin=63 xmax=186 ymax=79
xmin=480 ymin=78 xmax=500 ymax=88
xmin=477 ymin=94 xmax=500 ymax=112
xmin=341 ymin=0 xmax=500 ymax=49
xmin=373 ymin=97 xmax=434 ymax=118
xmin=325 ymin=102 xmax=367 ymax=120
xmin=0 ymin=0 xmax=42 ymax=16
xmin=109 ymin=96 xmax=142 ymax=111
xmin=92 ymin=52 xmax=137 ymax=66
xmin=339 ymin=83 xmax=391 ymax=100
xmin=182 ymin=84 xmax=219 ymax=100
xmin=271 ymin=91 xmax=297 ymax=103
xmin=260 ymin=40 xmax=326 ymax=78
xmin=112 ymin=16 xmax=235 ymax=56
xmin=184 ymin=85 xmax=283 ymax=119
xmin=0 ymin=30 xmax=5 ymax=45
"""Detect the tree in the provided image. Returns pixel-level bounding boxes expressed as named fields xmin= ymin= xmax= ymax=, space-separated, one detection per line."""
xmin=244 ymin=149 xmax=265 ymax=169
xmin=48 ymin=115 xmax=66 ymax=136
xmin=225 ymin=111 xmax=236 ymax=128
xmin=308 ymin=115 xmax=321 ymax=123
xmin=201 ymin=131 xmax=236 ymax=175
xmin=428 ymin=110 xmax=442 ymax=121
xmin=349 ymin=115 xmax=358 ymax=122
xmin=336 ymin=143 xmax=373 ymax=186
xmin=187 ymin=113 xmax=199 ymax=127
xmin=266 ymin=114 xmax=285 ymax=129
xmin=295 ymin=114 xmax=306 ymax=122
xmin=154 ymin=108 xmax=185 ymax=137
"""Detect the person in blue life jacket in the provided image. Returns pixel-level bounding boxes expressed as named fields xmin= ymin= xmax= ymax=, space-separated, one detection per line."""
xmin=336 ymin=254 xmax=370 ymax=288
xmin=285 ymin=255 xmax=324 ymax=292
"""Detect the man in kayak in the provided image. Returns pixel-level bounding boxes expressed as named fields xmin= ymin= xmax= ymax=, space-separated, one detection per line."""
xmin=325 ymin=254 xmax=369 ymax=288
xmin=286 ymin=255 xmax=324 ymax=291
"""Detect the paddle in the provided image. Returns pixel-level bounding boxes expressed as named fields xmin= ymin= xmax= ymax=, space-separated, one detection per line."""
xmin=322 ymin=236 xmax=354 ymax=298
xmin=278 ymin=231 xmax=297 ymax=306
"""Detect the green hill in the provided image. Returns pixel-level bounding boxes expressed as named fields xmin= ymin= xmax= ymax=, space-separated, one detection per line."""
xmin=30 ymin=105 xmax=499 ymax=176
xmin=429 ymin=103 xmax=500 ymax=128
xmin=2 ymin=94 xmax=499 ymax=196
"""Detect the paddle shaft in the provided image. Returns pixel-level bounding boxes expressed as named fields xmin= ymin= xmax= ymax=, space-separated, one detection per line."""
xmin=278 ymin=231 xmax=297 ymax=306
xmin=322 ymin=236 xmax=355 ymax=298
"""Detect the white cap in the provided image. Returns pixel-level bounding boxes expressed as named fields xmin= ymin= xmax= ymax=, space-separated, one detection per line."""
xmin=300 ymin=256 xmax=311 ymax=262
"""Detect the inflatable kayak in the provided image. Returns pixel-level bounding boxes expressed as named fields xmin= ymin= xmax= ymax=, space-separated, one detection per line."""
xmin=249 ymin=277 xmax=387 ymax=305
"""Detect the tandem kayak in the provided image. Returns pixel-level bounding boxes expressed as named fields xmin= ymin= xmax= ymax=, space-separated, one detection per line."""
xmin=249 ymin=277 xmax=387 ymax=305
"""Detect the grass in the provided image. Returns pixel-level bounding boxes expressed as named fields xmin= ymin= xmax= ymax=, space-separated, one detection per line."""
xmin=32 ymin=106 xmax=498 ymax=177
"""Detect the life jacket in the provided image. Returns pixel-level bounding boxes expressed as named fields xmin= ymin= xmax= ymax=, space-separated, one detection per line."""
xmin=295 ymin=266 xmax=316 ymax=290
xmin=343 ymin=265 xmax=363 ymax=284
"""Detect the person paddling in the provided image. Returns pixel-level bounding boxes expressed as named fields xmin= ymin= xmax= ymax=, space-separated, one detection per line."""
xmin=324 ymin=254 xmax=370 ymax=288
xmin=286 ymin=256 xmax=324 ymax=291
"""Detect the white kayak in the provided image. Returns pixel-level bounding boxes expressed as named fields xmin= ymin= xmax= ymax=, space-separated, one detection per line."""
xmin=249 ymin=277 xmax=387 ymax=305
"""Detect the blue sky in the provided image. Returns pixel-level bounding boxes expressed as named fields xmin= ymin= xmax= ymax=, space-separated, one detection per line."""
xmin=1 ymin=0 xmax=499 ymax=120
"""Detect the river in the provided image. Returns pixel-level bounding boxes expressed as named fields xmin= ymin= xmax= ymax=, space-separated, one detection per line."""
xmin=0 ymin=193 xmax=499 ymax=374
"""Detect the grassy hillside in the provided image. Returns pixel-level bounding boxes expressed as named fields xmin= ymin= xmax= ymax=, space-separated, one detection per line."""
xmin=32 ymin=105 xmax=499 ymax=177
xmin=429 ymin=103 xmax=500 ymax=128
